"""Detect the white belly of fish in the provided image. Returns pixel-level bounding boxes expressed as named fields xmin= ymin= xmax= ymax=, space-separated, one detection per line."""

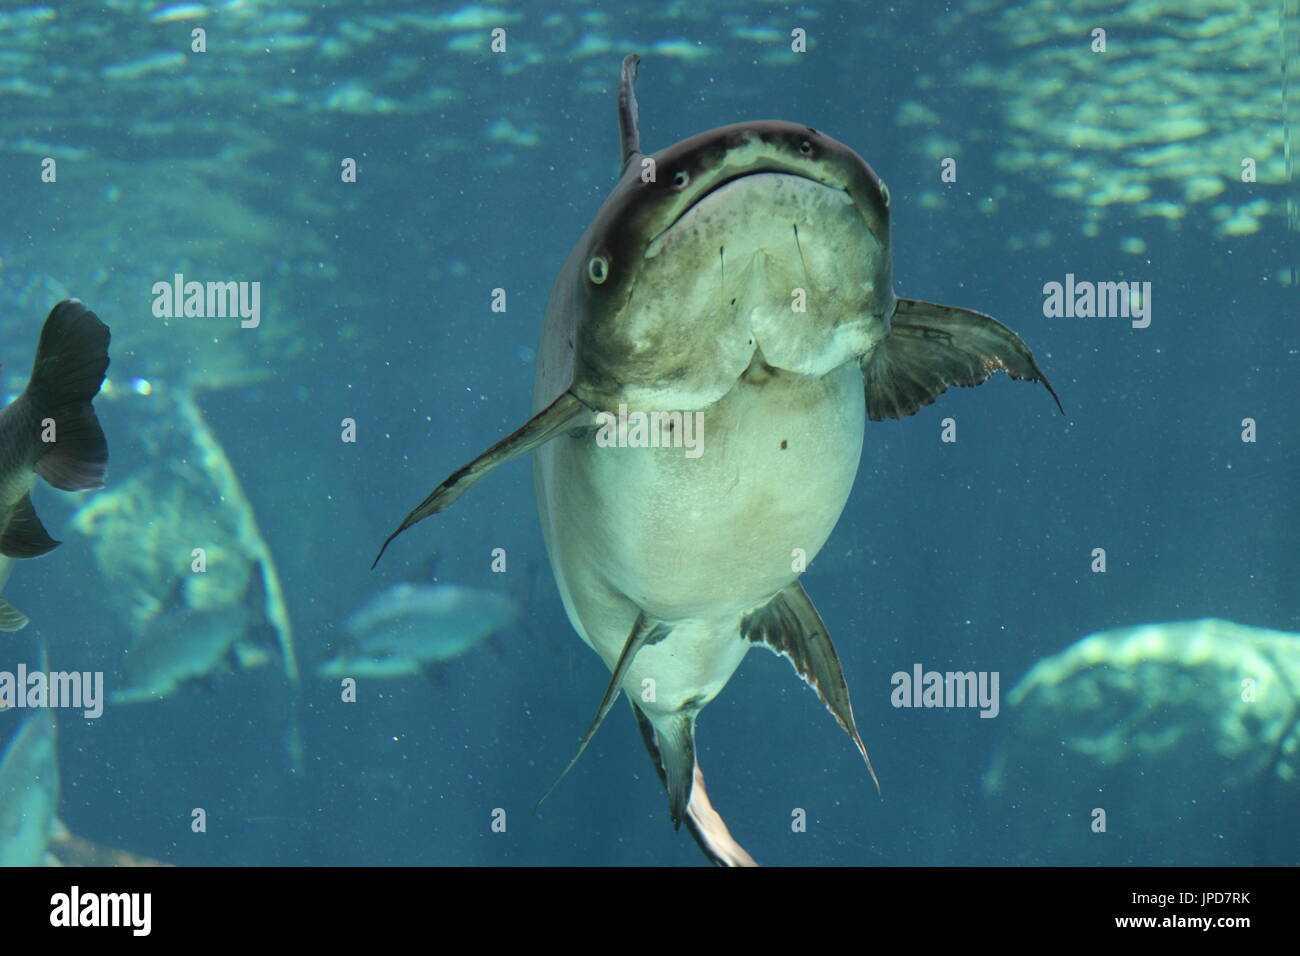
xmin=535 ymin=357 xmax=864 ymax=716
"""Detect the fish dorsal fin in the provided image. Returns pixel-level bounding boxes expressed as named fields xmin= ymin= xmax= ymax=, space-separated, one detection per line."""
xmin=741 ymin=581 xmax=880 ymax=794
xmin=618 ymin=54 xmax=642 ymax=172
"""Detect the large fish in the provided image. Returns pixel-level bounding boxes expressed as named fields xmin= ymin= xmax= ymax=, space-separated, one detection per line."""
xmin=0 ymin=300 xmax=110 ymax=631
xmin=376 ymin=55 xmax=1060 ymax=864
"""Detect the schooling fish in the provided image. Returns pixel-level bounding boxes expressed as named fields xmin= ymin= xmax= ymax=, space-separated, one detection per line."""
xmin=376 ymin=56 xmax=1060 ymax=864
xmin=0 ymin=300 xmax=110 ymax=632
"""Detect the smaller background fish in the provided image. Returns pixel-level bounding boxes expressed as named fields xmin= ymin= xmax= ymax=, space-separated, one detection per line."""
xmin=112 ymin=562 xmax=279 ymax=704
xmin=318 ymin=559 xmax=522 ymax=681
xmin=0 ymin=706 xmax=59 ymax=865
xmin=0 ymin=645 xmax=168 ymax=866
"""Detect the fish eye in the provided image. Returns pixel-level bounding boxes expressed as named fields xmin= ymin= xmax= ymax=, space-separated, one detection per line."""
xmin=879 ymin=181 xmax=891 ymax=208
xmin=672 ymin=170 xmax=689 ymax=189
xmin=799 ymin=140 xmax=813 ymax=155
xmin=587 ymin=255 xmax=610 ymax=284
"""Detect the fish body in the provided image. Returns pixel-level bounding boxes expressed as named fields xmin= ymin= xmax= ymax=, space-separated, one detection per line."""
xmin=378 ymin=56 xmax=1059 ymax=864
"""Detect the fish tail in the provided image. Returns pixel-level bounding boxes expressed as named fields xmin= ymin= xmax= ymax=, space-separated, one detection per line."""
xmin=25 ymin=300 xmax=111 ymax=491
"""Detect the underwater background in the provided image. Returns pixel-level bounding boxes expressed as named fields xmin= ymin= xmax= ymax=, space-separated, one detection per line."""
xmin=0 ymin=0 xmax=1296 ymax=866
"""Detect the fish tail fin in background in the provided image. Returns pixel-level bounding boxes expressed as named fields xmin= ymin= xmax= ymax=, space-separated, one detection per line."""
xmin=235 ymin=560 xmax=306 ymax=776
xmin=243 ymin=561 xmax=277 ymax=655
xmin=257 ymin=561 xmax=308 ymax=780
xmin=23 ymin=299 xmax=111 ymax=492
xmin=253 ymin=561 xmax=306 ymax=776
xmin=171 ymin=392 xmax=303 ymax=773
xmin=245 ymin=558 xmax=306 ymax=777
xmin=173 ymin=392 xmax=298 ymax=680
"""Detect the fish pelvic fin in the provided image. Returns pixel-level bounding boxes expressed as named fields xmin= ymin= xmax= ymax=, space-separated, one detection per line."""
xmin=26 ymin=300 xmax=111 ymax=492
xmin=0 ymin=493 xmax=60 ymax=559
xmin=629 ymin=698 xmax=758 ymax=867
xmin=742 ymin=580 xmax=880 ymax=794
xmin=0 ymin=596 xmax=29 ymax=631
xmin=372 ymin=390 xmax=594 ymax=568
xmin=863 ymin=297 xmax=1062 ymax=421
xmin=535 ymin=612 xmax=671 ymax=809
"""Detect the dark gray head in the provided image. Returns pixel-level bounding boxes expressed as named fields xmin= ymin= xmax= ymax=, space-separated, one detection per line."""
xmin=556 ymin=103 xmax=897 ymax=409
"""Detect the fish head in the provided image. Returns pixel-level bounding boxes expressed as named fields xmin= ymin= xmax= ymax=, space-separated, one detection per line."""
xmin=567 ymin=121 xmax=895 ymax=409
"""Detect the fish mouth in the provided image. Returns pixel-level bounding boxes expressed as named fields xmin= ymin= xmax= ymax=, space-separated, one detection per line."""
xmin=647 ymin=169 xmax=851 ymax=252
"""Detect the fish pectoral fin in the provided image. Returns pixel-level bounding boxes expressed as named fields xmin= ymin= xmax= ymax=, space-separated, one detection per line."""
xmin=535 ymin=612 xmax=672 ymax=809
xmin=0 ymin=493 xmax=60 ymax=559
xmin=863 ymin=297 xmax=1063 ymax=421
xmin=629 ymin=698 xmax=758 ymax=866
xmin=742 ymin=581 xmax=880 ymax=793
xmin=0 ymin=596 xmax=30 ymax=631
xmin=372 ymin=391 xmax=595 ymax=568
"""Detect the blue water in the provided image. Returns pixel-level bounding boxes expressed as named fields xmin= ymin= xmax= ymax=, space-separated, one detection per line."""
xmin=0 ymin=1 xmax=1295 ymax=866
